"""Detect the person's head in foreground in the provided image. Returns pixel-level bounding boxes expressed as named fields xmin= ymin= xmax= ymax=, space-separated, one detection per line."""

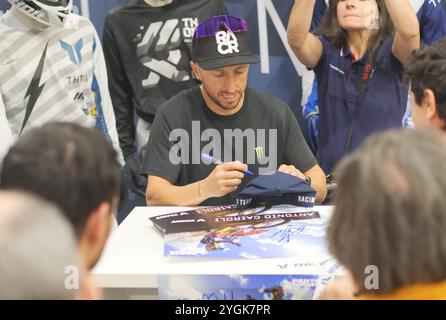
xmin=0 ymin=122 xmax=121 ymax=270
xmin=405 ymin=38 xmax=446 ymax=132
xmin=0 ymin=191 xmax=80 ymax=299
xmin=328 ymin=128 xmax=446 ymax=299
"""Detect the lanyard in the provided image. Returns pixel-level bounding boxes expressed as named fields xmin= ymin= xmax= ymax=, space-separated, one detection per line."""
xmin=344 ymin=54 xmax=374 ymax=153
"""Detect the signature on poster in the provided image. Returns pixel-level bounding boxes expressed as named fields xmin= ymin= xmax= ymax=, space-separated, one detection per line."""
xmin=270 ymin=224 xmax=306 ymax=243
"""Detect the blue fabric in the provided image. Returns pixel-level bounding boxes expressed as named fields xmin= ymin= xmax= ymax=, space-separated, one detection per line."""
xmin=303 ymin=79 xmax=319 ymax=154
xmin=418 ymin=0 xmax=446 ymax=45
xmin=236 ymin=172 xmax=316 ymax=208
xmin=314 ymin=36 xmax=408 ymax=173
xmin=92 ymin=73 xmax=111 ymax=143
xmin=310 ymin=0 xmax=328 ymax=32
xmin=91 ymin=37 xmax=112 ymax=143
xmin=0 ymin=0 xmax=10 ymax=12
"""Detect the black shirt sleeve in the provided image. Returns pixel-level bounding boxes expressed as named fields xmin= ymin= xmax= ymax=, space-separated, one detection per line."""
xmin=141 ymin=108 xmax=181 ymax=183
xmin=103 ymin=13 xmax=136 ymax=160
xmin=283 ymin=105 xmax=318 ymax=173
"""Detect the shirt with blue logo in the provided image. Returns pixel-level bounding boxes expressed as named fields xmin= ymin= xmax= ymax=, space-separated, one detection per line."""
xmin=0 ymin=11 xmax=124 ymax=165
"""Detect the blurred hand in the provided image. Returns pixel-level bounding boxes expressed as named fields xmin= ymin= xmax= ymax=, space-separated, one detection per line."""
xmin=201 ymin=161 xmax=247 ymax=198
xmin=319 ymin=273 xmax=357 ymax=300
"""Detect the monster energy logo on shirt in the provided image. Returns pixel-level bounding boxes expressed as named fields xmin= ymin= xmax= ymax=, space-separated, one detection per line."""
xmin=255 ymin=146 xmax=265 ymax=161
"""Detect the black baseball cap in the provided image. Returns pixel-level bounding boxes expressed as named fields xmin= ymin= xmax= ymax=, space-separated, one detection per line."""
xmin=192 ymin=15 xmax=259 ymax=70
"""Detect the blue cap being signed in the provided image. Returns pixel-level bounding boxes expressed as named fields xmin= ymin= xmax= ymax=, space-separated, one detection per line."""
xmin=236 ymin=172 xmax=316 ymax=208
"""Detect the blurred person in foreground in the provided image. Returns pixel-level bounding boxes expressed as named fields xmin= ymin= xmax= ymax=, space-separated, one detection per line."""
xmin=321 ymin=129 xmax=446 ymax=299
xmin=0 ymin=123 xmax=121 ymax=283
xmin=0 ymin=191 xmax=96 ymax=299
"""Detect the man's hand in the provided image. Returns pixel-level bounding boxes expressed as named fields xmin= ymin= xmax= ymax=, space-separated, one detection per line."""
xmin=147 ymin=161 xmax=248 ymax=206
xmin=278 ymin=164 xmax=306 ymax=180
xmin=201 ymin=161 xmax=248 ymax=198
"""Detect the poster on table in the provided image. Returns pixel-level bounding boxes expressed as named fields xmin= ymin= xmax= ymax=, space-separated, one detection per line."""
xmin=150 ymin=205 xmax=330 ymax=259
xmin=158 ymin=258 xmax=344 ymax=300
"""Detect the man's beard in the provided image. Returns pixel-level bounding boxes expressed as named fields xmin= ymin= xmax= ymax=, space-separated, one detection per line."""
xmin=201 ymin=84 xmax=244 ymax=111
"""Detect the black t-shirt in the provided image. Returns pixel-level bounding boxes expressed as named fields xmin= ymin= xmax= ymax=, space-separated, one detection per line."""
xmin=103 ymin=0 xmax=227 ymax=158
xmin=142 ymin=86 xmax=317 ymax=206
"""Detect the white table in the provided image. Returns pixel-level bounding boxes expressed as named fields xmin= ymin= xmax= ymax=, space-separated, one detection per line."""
xmin=92 ymin=206 xmax=334 ymax=299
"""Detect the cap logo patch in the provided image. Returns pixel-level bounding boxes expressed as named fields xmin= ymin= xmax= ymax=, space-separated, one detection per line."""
xmin=215 ymin=30 xmax=239 ymax=55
